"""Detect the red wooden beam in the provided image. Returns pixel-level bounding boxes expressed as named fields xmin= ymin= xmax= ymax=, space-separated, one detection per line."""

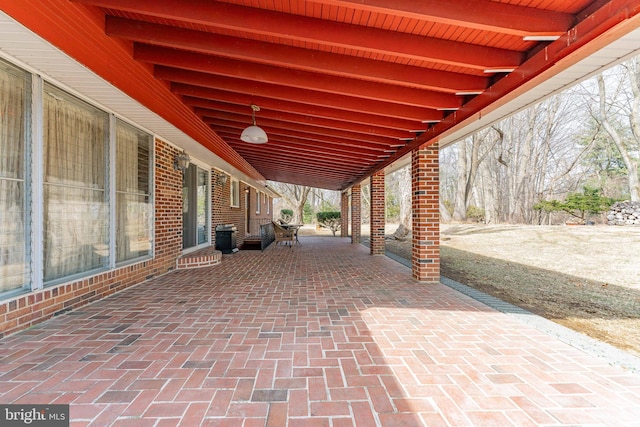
xmin=161 ymin=70 xmax=441 ymax=122
xmin=174 ymin=85 xmax=442 ymax=125
xmin=213 ymin=125 xmax=402 ymax=153
xmin=203 ymin=116 xmax=400 ymax=148
xmin=181 ymin=95 xmax=423 ymax=132
xmin=216 ymin=130 xmax=388 ymax=159
xmin=135 ymin=45 xmax=461 ymax=109
xmin=228 ymin=147 xmax=370 ymax=172
xmin=75 ymin=0 xmax=524 ymax=70
xmin=323 ymin=0 xmax=573 ymax=37
xmin=106 ymin=16 xmax=488 ymax=92
xmin=192 ymin=105 xmax=410 ymax=139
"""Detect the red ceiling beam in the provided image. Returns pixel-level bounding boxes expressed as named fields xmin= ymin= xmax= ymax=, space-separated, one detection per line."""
xmin=216 ymin=131 xmax=387 ymax=160
xmin=235 ymin=156 xmax=358 ymax=178
xmin=323 ymin=0 xmax=573 ymax=37
xmin=203 ymin=116 xmax=400 ymax=148
xmin=135 ymin=45 xmax=461 ymax=109
xmin=192 ymin=105 xmax=410 ymax=139
xmin=175 ymin=86 xmax=435 ymax=128
xmin=106 ymin=16 xmax=488 ymax=92
xmin=163 ymin=72 xmax=441 ymax=122
xmin=228 ymin=148 xmax=369 ymax=173
xmin=181 ymin=94 xmax=422 ymax=132
xmin=74 ymin=0 xmax=524 ymax=70
xmin=213 ymin=125 xmax=401 ymax=154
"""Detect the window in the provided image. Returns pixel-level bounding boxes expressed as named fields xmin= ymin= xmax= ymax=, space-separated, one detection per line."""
xmin=0 ymin=59 xmax=30 ymax=296
xmin=265 ymin=193 xmax=270 ymax=215
xmin=0 ymin=57 xmax=155 ymax=298
xmin=230 ymin=178 xmax=240 ymax=207
xmin=43 ymin=84 xmax=109 ymax=283
xmin=256 ymin=191 xmax=261 ymax=214
xmin=116 ymin=120 xmax=152 ymax=263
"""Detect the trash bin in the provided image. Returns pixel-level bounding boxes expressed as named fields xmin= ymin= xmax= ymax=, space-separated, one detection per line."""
xmin=215 ymin=224 xmax=238 ymax=254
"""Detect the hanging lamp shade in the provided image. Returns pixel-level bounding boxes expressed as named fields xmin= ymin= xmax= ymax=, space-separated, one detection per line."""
xmin=241 ymin=104 xmax=268 ymax=144
xmin=241 ymin=125 xmax=268 ymax=144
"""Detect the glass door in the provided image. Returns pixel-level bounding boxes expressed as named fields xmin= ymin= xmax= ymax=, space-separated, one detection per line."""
xmin=182 ymin=164 xmax=209 ymax=250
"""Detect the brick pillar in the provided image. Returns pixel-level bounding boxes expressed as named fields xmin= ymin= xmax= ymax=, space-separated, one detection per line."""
xmin=155 ymin=140 xmax=185 ymax=270
xmin=340 ymin=191 xmax=349 ymax=237
xmin=370 ymin=171 xmax=385 ymax=255
xmin=411 ymin=142 xmax=440 ymax=282
xmin=351 ymin=184 xmax=361 ymax=244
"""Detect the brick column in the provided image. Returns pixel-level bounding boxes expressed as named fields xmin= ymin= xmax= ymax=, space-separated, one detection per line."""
xmin=411 ymin=142 xmax=440 ymax=282
xmin=340 ymin=190 xmax=349 ymax=237
xmin=350 ymin=184 xmax=361 ymax=244
xmin=370 ymin=171 xmax=385 ymax=255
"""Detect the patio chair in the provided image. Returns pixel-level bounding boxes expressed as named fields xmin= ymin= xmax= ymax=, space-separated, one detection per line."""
xmin=272 ymin=221 xmax=295 ymax=247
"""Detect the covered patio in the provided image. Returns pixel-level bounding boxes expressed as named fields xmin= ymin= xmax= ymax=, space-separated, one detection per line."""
xmin=1 ymin=236 xmax=639 ymax=426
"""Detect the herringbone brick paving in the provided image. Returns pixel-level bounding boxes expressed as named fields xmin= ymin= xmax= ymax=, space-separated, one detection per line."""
xmin=1 ymin=236 xmax=639 ymax=426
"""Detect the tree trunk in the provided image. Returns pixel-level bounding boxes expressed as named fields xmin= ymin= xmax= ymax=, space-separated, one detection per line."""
xmin=453 ymin=141 xmax=468 ymax=221
xmin=597 ymin=73 xmax=640 ymax=201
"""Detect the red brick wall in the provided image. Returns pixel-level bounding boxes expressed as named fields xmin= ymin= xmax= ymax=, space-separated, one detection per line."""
xmin=370 ymin=171 xmax=385 ymax=255
xmin=340 ymin=191 xmax=349 ymax=237
xmin=213 ymin=179 xmax=246 ymax=247
xmin=212 ymin=181 xmax=273 ymax=247
xmin=155 ymin=140 xmax=185 ymax=268
xmin=411 ymin=142 xmax=440 ymax=282
xmin=351 ymin=184 xmax=361 ymax=244
xmin=0 ymin=138 xmax=182 ymax=338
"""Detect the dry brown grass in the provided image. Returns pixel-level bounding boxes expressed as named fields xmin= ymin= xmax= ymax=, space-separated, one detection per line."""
xmin=381 ymin=223 xmax=640 ymax=358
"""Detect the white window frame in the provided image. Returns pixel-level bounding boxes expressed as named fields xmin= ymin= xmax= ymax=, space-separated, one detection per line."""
xmin=256 ymin=191 xmax=261 ymax=214
xmin=230 ymin=178 xmax=240 ymax=207
xmin=1 ymin=56 xmax=156 ymax=299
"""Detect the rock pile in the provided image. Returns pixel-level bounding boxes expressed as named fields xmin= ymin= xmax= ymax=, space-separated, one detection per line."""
xmin=607 ymin=201 xmax=640 ymax=225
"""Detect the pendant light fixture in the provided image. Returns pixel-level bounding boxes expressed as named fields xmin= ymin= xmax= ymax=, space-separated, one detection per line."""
xmin=240 ymin=104 xmax=268 ymax=144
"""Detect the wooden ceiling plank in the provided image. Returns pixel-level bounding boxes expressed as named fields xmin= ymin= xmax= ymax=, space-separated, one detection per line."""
xmin=106 ymin=16 xmax=488 ymax=92
xmin=135 ymin=44 xmax=462 ymax=109
xmin=232 ymin=148 xmax=379 ymax=167
xmin=217 ymin=131 xmax=389 ymax=159
xmin=75 ymin=0 xmax=524 ymax=69
xmin=321 ymin=0 xmax=574 ymax=37
xmin=193 ymin=106 xmax=410 ymax=139
xmin=213 ymin=125 xmax=403 ymax=153
xmin=238 ymin=158 xmax=364 ymax=174
xmin=162 ymin=69 xmax=441 ymax=122
xmin=181 ymin=94 xmax=423 ymax=132
xmin=203 ymin=116 xmax=401 ymax=147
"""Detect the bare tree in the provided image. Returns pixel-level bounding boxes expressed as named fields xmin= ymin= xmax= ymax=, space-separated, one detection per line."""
xmin=443 ymin=92 xmax=584 ymax=224
xmin=592 ymin=64 xmax=640 ymax=201
xmin=452 ymin=129 xmax=498 ymax=221
xmin=268 ymin=182 xmax=311 ymax=224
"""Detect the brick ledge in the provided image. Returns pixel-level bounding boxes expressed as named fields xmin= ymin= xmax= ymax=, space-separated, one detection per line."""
xmin=176 ymin=246 xmax=222 ymax=269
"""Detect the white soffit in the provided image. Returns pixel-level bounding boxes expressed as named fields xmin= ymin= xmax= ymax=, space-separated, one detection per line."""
xmin=0 ymin=10 xmax=269 ymax=191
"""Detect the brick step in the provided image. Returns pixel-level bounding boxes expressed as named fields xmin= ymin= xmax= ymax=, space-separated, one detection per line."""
xmin=176 ymin=246 xmax=222 ymax=269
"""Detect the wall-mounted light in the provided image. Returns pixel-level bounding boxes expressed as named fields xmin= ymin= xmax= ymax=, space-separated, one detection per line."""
xmin=244 ymin=187 xmax=250 ymax=194
xmin=174 ymin=150 xmax=191 ymax=173
xmin=216 ymin=173 xmax=228 ymax=186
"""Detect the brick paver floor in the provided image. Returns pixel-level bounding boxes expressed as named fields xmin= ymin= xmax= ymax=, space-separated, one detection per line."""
xmin=1 ymin=236 xmax=640 ymax=426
